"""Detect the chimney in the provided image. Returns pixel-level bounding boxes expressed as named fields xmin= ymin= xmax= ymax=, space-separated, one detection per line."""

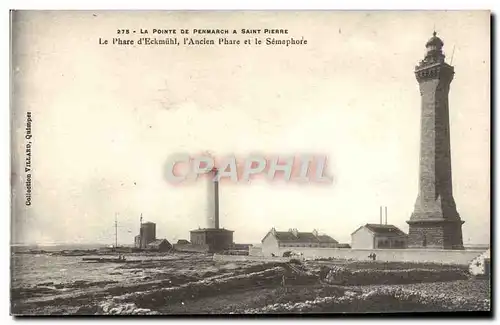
xmin=379 ymin=206 xmax=382 ymax=225
xmin=291 ymin=228 xmax=299 ymax=237
xmin=312 ymin=229 xmax=319 ymax=237
xmin=207 ymin=167 xmax=220 ymax=229
xmin=271 ymin=227 xmax=276 ymax=235
xmin=385 ymin=206 xmax=388 ymax=225
xmin=214 ymin=168 xmax=220 ymax=229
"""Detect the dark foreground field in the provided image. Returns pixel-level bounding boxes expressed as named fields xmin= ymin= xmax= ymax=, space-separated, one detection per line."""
xmin=11 ymin=254 xmax=490 ymax=315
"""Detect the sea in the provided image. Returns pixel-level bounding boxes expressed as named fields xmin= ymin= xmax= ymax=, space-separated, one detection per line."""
xmin=11 ymin=245 xmax=179 ymax=293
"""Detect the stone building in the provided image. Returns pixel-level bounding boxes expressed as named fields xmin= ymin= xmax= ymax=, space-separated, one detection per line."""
xmin=139 ymin=222 xmax=156 ymax=249
xmin=261 ymin=228 xmax=339 ymax=257
xmin=190 ymin=227 xmax=234 ymax=252
xmin=406 ymin=32 xmax=465 ymax=250
xmin=351 ymin=224 xmax=408 ymax=249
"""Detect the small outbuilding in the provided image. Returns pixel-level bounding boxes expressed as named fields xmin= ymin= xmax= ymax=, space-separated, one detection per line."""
xmin=351 ymin=224 xmax=408 ymax=249
xmin=146 ymin=239 xmax=173 ymax=252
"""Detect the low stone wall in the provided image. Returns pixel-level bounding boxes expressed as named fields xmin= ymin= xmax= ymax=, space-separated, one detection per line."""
xmin=213 ymin=254 xmax=290 ymax=263
xmin=256 ymin=247 xmax=483 ymax=265
xmin=249 ymin=246 xmax=263 ymax=256
xmin=173 ymin=244 xmax=209 ymax=253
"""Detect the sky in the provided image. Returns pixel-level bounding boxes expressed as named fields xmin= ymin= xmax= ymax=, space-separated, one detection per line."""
xmin=11 ymin=11 xmax=490 ymax=246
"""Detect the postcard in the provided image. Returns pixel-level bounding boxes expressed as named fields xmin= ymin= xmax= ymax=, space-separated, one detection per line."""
xmin=10 ymin=10 xmax=491 ymax=315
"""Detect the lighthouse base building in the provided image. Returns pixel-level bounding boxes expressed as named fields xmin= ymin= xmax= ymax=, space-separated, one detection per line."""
xmin=190 ymin=228 xmax=234 ymax=253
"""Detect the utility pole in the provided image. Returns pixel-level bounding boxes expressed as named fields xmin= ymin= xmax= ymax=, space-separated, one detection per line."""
xmin=115 ymin=213 xmax=118 ymax=250
xmin=450 ymin=45 xmax=456 ymax=65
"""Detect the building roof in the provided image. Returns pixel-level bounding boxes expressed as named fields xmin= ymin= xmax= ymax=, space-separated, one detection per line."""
xmin=353 ymin=224 xmax=407 ymax=237
xmin=426 ymin=31 xmax=444 ymax=48
xmin=146 ymin=239 xmax=171 ymax=248
xmin=190 ymin=228 xmax=234 ymax=233
xmin=265 ymin=229 xmax=338 ymax=244
xmin=176 ymin=239 xmax=190 ymax=244
xmin=316 ymin=235 xmax=338 ymax=243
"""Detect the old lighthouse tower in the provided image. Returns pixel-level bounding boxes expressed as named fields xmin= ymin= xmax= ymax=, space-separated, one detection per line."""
xmin=407 ymin=32 xmax=465 ymax=250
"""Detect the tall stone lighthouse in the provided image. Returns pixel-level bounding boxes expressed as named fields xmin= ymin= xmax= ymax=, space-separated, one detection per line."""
xmin=407 ymin=32 xmax=464 ymax=250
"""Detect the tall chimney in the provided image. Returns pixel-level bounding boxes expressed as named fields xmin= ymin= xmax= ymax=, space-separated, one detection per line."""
xmin=206 ymin=167 xmax=220 ymax=229
xmin=379 ymin=206 xmax=382 ymax=225
xmin=214 ymin=168 xmax=220 ymax=229
xmin=385 ymin=206 xmax=388 ymax=225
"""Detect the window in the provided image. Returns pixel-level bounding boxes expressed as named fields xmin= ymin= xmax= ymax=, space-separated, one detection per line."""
xmin=377 ymin=239 xmax=390 ymax=249
xmin=393 ymin=240 xmax=405 ymax=248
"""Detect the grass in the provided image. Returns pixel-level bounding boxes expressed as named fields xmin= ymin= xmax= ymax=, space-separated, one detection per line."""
xmin=11 ymin=255 xmax=490 ymax=315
